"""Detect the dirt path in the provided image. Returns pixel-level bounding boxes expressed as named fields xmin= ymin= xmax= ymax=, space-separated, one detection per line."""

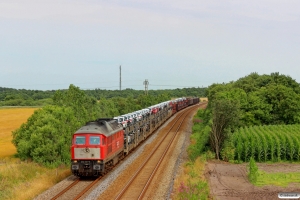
xmin=205 ymin=160 xmax=300 ymax=200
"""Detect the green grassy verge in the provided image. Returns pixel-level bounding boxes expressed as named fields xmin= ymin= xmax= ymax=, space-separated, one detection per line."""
xmin=172 ymin=108 xmax=212 ymax=199
xmin=172 ymin=155 xmax=210 ymax=200
xmin=247 ymin=158 xmax=300 ymax=187
xmin=255 ymin=171 xmax=300 ymax=187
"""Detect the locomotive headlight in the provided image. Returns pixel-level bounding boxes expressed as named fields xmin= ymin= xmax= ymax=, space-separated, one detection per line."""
xmin=97 ymin=160 xmax=101 ymax=163
xmin=73 ymin=160 xmax=77 ymax=163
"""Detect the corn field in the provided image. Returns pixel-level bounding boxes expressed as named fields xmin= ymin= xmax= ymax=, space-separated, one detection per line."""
xmin=228 ymin=125 xmax=300 ymax=162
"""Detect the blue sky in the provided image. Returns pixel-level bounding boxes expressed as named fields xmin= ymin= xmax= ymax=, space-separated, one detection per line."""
xmin=1 ymin=0 xmax=299 ymax=90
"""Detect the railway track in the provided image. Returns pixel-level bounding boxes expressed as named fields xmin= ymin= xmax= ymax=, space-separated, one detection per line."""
xmin=113 ymin=105 xmax=198 ymax=200
xmin=50 ymin=175 xmax=102 ymax=200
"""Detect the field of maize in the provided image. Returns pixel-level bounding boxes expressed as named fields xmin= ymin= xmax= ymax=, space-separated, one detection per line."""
xmin=225 ymin=125 xmax=300 ymax=162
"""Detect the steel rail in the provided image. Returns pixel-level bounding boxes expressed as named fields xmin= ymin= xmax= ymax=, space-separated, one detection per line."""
xmin=51 ymin=178 xmax=80 ymax=200
xmin=73 ymin=176 xmax=103 ymax=200
xmin=51 ymin=176 xmax=103 ymax=200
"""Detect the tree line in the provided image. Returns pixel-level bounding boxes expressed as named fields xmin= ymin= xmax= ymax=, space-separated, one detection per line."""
xmin=191 ymin=72 xmax=300 ymax=160
xmin=0 ymin=86 xmax=206 ymax=106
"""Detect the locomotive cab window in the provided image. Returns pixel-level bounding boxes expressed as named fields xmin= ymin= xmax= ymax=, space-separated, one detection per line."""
xmin=90 ymin=136 xmax=100 ymax=145
xmin=75 ymin=136 xmax=86 ymax=145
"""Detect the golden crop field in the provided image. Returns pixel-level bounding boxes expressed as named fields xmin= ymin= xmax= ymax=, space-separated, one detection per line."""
xmin=0 ymin=108 xmax=38 ymax=158
xmin=0 ymin=108 xmax=72 ymax=200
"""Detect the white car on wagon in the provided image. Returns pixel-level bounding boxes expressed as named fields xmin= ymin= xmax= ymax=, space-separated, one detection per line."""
xmin=113 ymin=116 xmax=128 ymax=128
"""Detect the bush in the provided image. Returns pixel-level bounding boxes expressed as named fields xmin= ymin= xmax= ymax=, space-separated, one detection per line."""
xmin=221 ymin=139 xmax=235 ymax=162
xmin=188 ymin=125 xmax=210 ymax=161
xmin=12 ymin=106 xmax=80 ymax=167
xmin=248 ymin=157 xmax=259 ymax=183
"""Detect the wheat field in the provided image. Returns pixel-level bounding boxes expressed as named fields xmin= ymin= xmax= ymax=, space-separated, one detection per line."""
xmin=0 ymin=108 xmax=37 ymax=158
xmin=0 ymin=108 xmax=74 ymax=200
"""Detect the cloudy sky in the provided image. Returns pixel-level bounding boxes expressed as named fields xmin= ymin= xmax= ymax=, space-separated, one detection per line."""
xmin=1 ymin=0 xmax=299 ymax=90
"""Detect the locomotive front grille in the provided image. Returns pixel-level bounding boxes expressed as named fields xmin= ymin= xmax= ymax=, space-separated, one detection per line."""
xmin=82 ymin=161 xmax=91 ymax=169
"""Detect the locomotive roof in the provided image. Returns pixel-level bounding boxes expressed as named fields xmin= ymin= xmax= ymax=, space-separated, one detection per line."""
xmin=74 ymin=118 xmax=123 ymax=136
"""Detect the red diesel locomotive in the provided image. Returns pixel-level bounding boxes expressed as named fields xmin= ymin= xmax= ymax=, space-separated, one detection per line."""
xmin=71 ymin=119 xmax=124 ymax=176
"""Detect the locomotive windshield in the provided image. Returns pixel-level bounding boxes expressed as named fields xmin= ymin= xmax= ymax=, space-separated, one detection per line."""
xmin=90 ymin=136 xmax=100 ymax=145
xmin=75 ymin=136 xmax=86 ymax=145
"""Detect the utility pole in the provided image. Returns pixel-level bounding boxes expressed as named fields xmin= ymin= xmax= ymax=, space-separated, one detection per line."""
xmin=119 ymin=65 xmax=121 ymax=90
xmin=143 ymin=79 xmax=149 ymax=95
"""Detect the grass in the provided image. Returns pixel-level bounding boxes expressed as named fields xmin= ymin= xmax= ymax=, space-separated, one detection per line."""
xmin=255 ymin=170 xmax=300 ymax=187
xmin=247 ymin=158 xmax=300 ymax=187
xmin=171 ymin=156 xmax=209 ymax=200
xmin=0 ymin=108 xmax=71 ymax=200
xmin=0 ymin=158 xmax=70 ymax=200
xmin=170 ymin=109 xmax=210 ymax=199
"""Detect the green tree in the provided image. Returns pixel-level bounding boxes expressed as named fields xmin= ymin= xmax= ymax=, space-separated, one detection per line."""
xmin=264 ymin=84 xmax=300 ymax=124
xmin=210 ymin=99 xmax=240 ymax=159
xmin=53 ymin=84 xmax=99 ymax=122
xmin=12 ymin=106 xmax=79 ymax=166
xmin=98 ymin=98 xmax=119 ymax=118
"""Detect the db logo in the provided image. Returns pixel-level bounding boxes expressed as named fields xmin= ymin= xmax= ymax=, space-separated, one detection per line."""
xmin=83 ymin=147 xmax=90 ymax=153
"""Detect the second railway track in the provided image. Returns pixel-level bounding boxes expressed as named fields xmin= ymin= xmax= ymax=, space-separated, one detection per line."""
xmin=113 ymin=105 xmax=198 ymax=199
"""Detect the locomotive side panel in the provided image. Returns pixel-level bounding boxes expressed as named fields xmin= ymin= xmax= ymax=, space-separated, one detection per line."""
xmin=106 ymin=130 xmax=124 ymax=159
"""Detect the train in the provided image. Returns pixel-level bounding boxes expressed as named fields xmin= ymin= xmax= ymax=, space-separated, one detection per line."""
xmin=70 ymin=97 xmax=200 ymax=177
